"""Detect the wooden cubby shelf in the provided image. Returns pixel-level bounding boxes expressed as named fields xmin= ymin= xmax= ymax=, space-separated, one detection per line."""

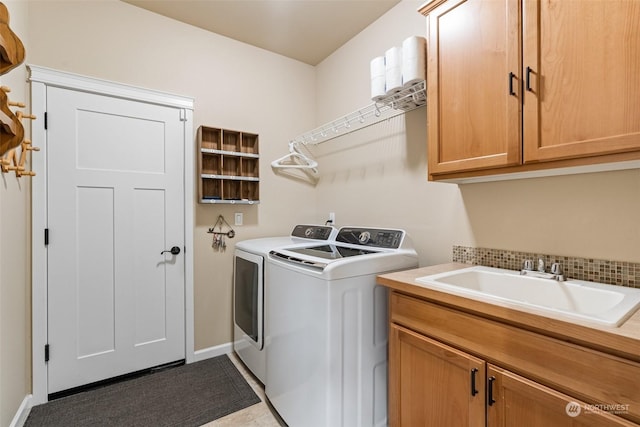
xmin=198 ymin=126 xmax=260 ymax=204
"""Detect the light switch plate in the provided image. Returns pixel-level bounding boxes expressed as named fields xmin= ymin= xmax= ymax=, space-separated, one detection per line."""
xmin=234 ymin=212 xmax=243 ymax=226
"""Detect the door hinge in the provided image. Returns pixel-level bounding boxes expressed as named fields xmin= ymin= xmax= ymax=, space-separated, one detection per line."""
xmin=179 ymin=109 xmax=187 ymax=122
xmin=44 ymin=228 xmax=49 ymax=246
xmin=45 ymin=344 xmax=50 ymax=362
xmin=44 ymin=112 xmax=48 ymax=130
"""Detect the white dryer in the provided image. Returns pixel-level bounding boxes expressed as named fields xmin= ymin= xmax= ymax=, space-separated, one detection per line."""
xmin=233 ymin=224 xmax=336 ymax=384
xmin=265 ymin=227 xmax=418 ymax=427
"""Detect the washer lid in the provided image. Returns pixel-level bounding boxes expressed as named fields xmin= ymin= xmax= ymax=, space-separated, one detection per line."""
xmin=284 ymin=244 xmax=376 ymax=260
xmin=269 ymin=244 xmax=381 ymax=270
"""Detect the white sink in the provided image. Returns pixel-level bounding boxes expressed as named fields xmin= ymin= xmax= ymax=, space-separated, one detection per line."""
xmin=415 ymin=266 xmax=640 ymax=326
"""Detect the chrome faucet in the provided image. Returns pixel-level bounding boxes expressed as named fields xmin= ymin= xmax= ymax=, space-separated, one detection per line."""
xmin=520 ymin=259 xmax=565 ymax=281
xmin=550 ymin=262 xmax=565 ymax=281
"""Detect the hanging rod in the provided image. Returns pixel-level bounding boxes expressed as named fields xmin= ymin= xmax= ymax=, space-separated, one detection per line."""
xmin=291 ymin=80 xmax=426 ymax=147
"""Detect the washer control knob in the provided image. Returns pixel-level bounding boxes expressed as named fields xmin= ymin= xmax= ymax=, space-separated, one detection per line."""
xmin=305 ymin=227 xmax=314 ymax=238
xmin=358 ymin=231 xmax=371 ymax=244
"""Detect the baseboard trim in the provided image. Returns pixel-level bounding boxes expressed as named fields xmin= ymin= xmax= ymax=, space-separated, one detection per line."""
xmin=192 ymin=342 xmax=232 ymax=362
xmin=9 ymin=394 xmax=32 ymax=427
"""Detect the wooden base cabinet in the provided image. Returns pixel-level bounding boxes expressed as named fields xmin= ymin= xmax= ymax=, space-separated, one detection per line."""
xmin=388 ymin=294 xmax=639 ymax=427
xmin=422 ymin=0 xmax=640 ymax=181
xmin=389 ymin=325 xmax=485 ymax=427
xmin=487 ymin=365 xmax=636 ymax=427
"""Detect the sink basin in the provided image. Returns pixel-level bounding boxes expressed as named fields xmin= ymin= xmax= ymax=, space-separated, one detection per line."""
xmin=415 ymin=266 xmax=640 ymax=326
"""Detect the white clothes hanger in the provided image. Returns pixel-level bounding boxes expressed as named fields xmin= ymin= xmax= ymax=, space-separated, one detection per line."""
xmin=271 ymin=141 xmax=319 ymax=176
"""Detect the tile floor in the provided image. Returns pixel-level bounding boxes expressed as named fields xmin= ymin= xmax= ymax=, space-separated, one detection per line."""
xmin=204 ymin=353 xmax=285 ymax=426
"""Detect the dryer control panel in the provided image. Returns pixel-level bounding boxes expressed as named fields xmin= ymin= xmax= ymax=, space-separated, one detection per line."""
xmin=336 ymin=227 xmax=404 ymax=249
xmin=291 ymin=224 xmax=335 ymax=240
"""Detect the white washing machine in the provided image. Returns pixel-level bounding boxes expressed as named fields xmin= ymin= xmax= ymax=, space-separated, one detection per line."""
xmin=233 ymin=224 xmax=336 ymax=384
xmin=265 ymin=227 xmax=418 ymax=427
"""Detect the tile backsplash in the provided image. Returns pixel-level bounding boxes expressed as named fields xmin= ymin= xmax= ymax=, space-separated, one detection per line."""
xmin=452 ymin=246 xmax=639 ymax=288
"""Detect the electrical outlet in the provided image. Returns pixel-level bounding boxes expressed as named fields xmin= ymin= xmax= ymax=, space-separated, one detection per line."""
xmin=234 ymin=212 xmax=243 ymax=226
xmin=329 ymin=212 xmax=336 ymax=224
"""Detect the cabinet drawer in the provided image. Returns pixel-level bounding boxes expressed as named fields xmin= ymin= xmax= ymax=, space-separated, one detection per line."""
xmin=390 ymin=292 xmax=640 ymax=423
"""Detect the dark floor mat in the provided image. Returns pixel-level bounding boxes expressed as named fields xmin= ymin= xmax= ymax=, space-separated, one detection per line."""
xmin=26 ymin=355 xmax=261 ymax=427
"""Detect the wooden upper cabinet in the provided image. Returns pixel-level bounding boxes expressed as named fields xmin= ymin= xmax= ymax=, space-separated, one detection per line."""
xmin=425 ymin=0 xmax=522 ymax=175
xmin=523 ymin=0 xmax=640 ymax=163
xmin=423 ymin=0 xmax=640 ymax=180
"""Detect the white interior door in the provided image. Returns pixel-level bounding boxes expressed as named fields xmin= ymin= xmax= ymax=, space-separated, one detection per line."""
xmin=46 ymin=86 xmax=185 ymax=394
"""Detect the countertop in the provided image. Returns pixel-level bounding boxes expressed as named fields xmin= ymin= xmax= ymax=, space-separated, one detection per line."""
xmin=378 ymin=263 xmax=640 ymax=362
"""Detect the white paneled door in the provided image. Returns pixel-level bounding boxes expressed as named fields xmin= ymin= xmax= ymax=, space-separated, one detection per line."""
xmin=46 ymin=87 xmax=185 ymax=394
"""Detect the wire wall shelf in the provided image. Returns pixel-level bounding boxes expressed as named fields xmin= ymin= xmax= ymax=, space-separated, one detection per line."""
xmin=290 ymin=80 xmax=426 ymax=147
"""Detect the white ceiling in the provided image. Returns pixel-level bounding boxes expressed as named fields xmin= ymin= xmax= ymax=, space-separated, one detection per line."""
xmin=121 ymin=0 xmax=401 ymax=65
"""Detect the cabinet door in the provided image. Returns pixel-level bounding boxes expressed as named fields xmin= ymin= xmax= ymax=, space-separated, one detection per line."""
xmin=389 ymin=324 xmax=485 ymax=427
xmin=426 ymin=0 xmax=521 ymax=175
xmin=487 ymin=365 xmax=637 ymax=427
xmin=523 ymin=0 xmax=640 ymax=163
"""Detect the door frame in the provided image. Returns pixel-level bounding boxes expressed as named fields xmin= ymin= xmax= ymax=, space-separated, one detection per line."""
xmin=28 ymin=65 xmax=195 ymax=405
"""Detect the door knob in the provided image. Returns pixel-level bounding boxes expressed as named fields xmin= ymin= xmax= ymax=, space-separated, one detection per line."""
xmin=161 ymin=246 xmax=181 ymax=255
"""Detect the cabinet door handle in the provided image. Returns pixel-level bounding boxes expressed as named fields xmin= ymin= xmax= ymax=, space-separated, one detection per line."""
xmin=470 ymin=368 xmax=479 ymax=396
xmin=508 ymin=72 xmax=517 ymax=96
xmin=487 ymin=376 xmax=496 ymax=406
xmin=525 ymin=66 xmax=533 ymax=92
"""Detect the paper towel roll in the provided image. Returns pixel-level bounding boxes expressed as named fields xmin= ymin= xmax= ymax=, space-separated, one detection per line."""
xmin=402 ymin=36 xmax=426 ymax=88
xmin=385 ymin=46 xmax=402 ymax=95
xmin=370 ymin=56 xmax=386 ymax=101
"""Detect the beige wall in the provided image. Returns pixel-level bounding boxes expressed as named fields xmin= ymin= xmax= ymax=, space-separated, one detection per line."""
xmin=0 ymin=2 xmax=31 ymax=425
xmin=315 ymin=0 xmax=640 ymax=266
xmin=314 ymin=1 xmax=473 ymax=266
xmin=26 ymin=0 xmax=318 ymax=352
xmin=459 ymin=169 xmax=640 ymax=262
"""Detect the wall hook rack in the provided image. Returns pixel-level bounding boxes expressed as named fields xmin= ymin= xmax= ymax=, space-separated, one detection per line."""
xmin=0 ymin=138 xmax=39 ymax=176
xmin=0 ymin=2 xmax=25 ymax=75
xmin=207 ymin=228 xmax=236 ymax=238
xmin=207 ymin=215 xmax=235 ymax=251
xmin=0 ymin=86 xmax=38 ymax=177
xmin=0 ymin=5 xmax=35 ymax=177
